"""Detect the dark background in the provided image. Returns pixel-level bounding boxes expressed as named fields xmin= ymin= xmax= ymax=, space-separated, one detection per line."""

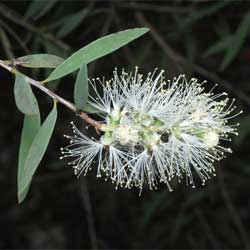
xmin=0 ymin=0 xmax=250 ymax=249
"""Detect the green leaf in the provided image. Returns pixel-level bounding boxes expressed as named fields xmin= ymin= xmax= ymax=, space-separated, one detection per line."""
xmin=13 ymin=54 xmax=64 ymax=68
xmin=18 ymin=113 xmax=41 ymax=203
xmin=202 ymin=35 xmax=233 ymax=58
xmin=18 ymin=102 xmax=57 ymax=200
xmin=14 ymin=73 xmax=39 ymax=115
xmin=57 ymin=8 xmax=90 ymax=38
xmin=221 ymin=12 xmax=250 ymax=70
xmin=46 ymin=28 xmax=149 ymax=81
xmin=74 ymin=63 xmax=88 ymax=109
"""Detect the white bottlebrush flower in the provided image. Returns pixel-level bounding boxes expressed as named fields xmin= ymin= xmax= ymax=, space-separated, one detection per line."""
xmin=61 ymin=68 xmax=240 ymax=192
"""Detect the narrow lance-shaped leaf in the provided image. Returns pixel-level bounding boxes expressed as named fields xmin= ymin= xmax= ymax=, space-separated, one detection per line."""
xmin=14 ymin=73 xmax=39 ymax=115
xmin=18 ymin=113 xmax=41 ymax=203
xmin=46 ymin=28 xmax=149 ymax=82
xmin=74 ymin=63 xmax=88 ymax=110
xmin=18 ymin=101 xmax=57 ymax=198
xmin=13 ymin=54 xmax=64 ymax=68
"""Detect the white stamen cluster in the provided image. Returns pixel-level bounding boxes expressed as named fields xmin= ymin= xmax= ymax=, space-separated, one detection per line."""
xmin=60 ymin=68 xmax=240 ymax=192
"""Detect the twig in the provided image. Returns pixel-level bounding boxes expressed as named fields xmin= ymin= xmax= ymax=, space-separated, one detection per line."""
xmin=0 ymin=59 xmax=104 ymax=132
xmin=135 ymin=12 xmax=250 ymax=105
xmin=79 ymin=178 xmax=98 ymax=250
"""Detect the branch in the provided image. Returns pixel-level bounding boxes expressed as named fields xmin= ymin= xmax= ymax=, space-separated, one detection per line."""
xmin=0 ymin=60 xmax=104 ymax=132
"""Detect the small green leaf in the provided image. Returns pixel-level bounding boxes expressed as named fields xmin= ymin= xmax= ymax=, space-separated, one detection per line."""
xmin=74 ymin=63 xmax=88 ymax=110
xmin=220 ymin=12 xmax=250 ymax=70
xmin=18 ymin=102 xmax=57 ymax=199
xmin=57 ymin=8 xmax=90 ymax=38
xmin=13 ymin=54 xmax=64 ymax=68
xmin=14 ymin=73 xmax=39 ymax=115
xmin=46 ymin=28 xmax=149 ymax=81
xmin=18 ymin=113 xmax=41 ymax=203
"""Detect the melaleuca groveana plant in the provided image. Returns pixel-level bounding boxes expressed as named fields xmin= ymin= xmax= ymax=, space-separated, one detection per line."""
xmin=0 ymin=27 xmax=240 ymax=202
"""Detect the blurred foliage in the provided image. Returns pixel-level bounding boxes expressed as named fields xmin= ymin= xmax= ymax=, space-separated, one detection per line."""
xmin=0 ymin=0 xmax=250 ymax=249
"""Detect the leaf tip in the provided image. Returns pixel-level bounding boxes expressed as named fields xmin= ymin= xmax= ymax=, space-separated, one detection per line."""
xmin=17 ymin=190 xmax=26 ymax=204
